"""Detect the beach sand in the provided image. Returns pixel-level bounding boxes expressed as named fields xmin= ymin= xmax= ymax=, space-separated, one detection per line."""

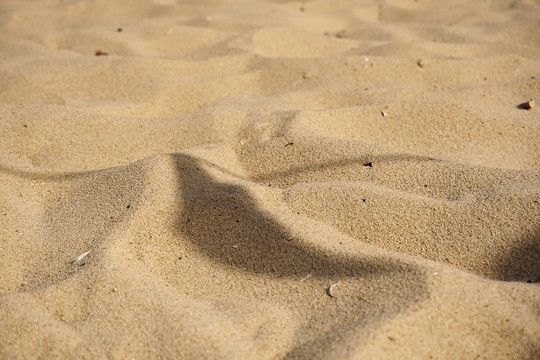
xmin=0 ymin=0 xmax=539 ymax=358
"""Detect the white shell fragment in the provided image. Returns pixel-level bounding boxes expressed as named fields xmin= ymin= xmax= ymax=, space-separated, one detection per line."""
xmin=327 ymin=283 xmax=339 ymax=298
xmin=72 ymin=250 xmax=91 ymax=264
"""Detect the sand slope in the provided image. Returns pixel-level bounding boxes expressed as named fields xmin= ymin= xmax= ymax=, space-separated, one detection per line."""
xmin=0 ymin=0 xmax=539 ymax=358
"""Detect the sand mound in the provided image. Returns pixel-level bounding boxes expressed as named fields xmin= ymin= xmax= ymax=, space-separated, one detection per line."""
xmin=1 ymin=0 xmax=539 ymax=358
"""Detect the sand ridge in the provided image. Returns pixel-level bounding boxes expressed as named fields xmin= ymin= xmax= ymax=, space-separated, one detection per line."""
xmin=0 ymin=0 xmax=539 ymax=359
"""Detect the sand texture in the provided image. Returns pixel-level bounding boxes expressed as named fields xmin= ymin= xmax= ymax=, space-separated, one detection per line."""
xmin=1 ymin=0 xmax=540 ymax=358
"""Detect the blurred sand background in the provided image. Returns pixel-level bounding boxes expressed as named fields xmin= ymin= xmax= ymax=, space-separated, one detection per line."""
xmin=0 ymin=0 xmax=539 ymax=358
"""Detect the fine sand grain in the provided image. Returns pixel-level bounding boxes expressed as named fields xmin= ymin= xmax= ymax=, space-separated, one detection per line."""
xmin=1 ymin=0 xmax=539 ymax=359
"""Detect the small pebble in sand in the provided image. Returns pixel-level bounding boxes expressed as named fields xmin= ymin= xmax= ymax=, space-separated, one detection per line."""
xmin=327 ymin=283 xmax=339 ymax=297
xmin=72 ymin=250 xmax=91 ymax=264
xmin=95 ymin=50 xmax=108 ymax=56
xmin=302 ymin=71 xmax=314 ymax=79
xmin=518 ymin=99 xmax=535 ymax=110
xmin=417 ymin=59 xmax=426 ymax=68
xmin=335 ymin=30 xmax=347 ymax=38
xmin=381 ymin=110 xmax=387 ymax=117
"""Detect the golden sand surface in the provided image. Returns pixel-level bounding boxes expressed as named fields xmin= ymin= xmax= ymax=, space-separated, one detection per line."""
xmin=0 ymin=0 xmax=539 ymax=358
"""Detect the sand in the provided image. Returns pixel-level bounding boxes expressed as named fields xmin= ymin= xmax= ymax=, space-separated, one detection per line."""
xmin=0 ymin=0 xmax=539 ymax=358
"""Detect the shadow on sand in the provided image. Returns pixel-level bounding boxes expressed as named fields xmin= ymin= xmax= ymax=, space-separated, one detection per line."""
xmin=171 ymin=153 xmax=429 ymax=358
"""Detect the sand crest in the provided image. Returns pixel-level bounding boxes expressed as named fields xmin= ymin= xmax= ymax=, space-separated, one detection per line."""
xmin=1 ymin=0 xmax=539 ymax=358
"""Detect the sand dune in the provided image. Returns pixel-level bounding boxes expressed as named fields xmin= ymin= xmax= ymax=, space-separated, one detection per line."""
xmin=1 ymin=0 xmax=539 ymax=358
